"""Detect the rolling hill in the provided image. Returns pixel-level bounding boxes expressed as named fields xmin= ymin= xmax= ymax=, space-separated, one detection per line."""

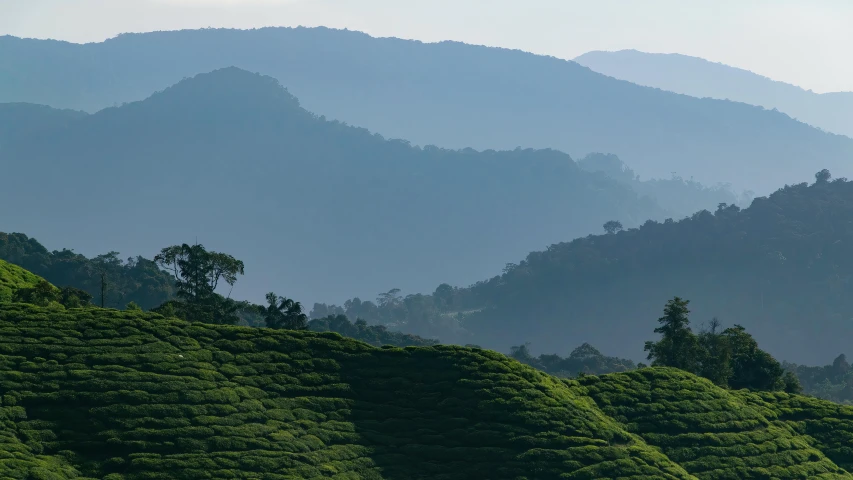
xmin=0 ymin=259 xmax=49 ymax=302
xmin=0 ymin=302 xmax=853 ymax=478
xmin=0 ymin=67 xmax=667 ymax=310
xmin=2 ymin=28 xmax=853 ymax=193
xmin=574 ymin=49 xmax=853 ymax=138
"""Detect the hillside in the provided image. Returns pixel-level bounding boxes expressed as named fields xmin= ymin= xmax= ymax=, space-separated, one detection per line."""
xmin=574 ymin=49 xmax=853 ymax=138
xmin=1 ymin=304 xmax=853 ymax=478
xmin=465 ymin=173 xmax=853 ymax=364
xmin=0 ymin=259 xmax=49 ymax=302
xmin=0 ymin=67 xmax=667 ymax=312
xmin=326 ymin=174 xmax=853 ymax=364
xmin=3 ymin=28 xmax=853 ymax=192
xmin=0 ymin=232 xmax=175 ymax=310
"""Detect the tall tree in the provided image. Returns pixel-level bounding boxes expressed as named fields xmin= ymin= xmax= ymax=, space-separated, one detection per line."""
xmin=644 ymin=297 xmax=701 ymax=372
xmin=723 ymin=325 xmax=785 ymax=391
xmin=696 ymin=318 xmax=733 ymax=387
xmin=154 ymin=243 xmax=244 ymax=324
xmin=260 ymin=292 xmax=308 ymax=330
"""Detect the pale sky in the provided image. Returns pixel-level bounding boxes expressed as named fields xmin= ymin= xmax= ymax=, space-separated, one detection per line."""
xmin=2 ymin=0 xmax=852 ymax=93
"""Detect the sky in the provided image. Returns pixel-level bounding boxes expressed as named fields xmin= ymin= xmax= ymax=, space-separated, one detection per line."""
xmin=2 ymin=0 xmax=852 ymax=93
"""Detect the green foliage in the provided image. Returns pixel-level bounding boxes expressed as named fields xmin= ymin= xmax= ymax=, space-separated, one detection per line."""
xmin=785 ymin=354 xmax=853 ymax=403
xmin=0 ymin=259 xmax=53 ymax=303
xmin=0 ymin=304 xmax=702 ymax=479
xmin=645 ymin=297 xmax=701 ymax=371
xmin=0 ymin=233 xmax=175 ymax=310
xmin=259 ymin=293 xmax=307 ymax=330
xmin=645 ymin=298 xmax=787 ymax=392
xmin=509 ymin=342 xmax=636 ymax=378
xmin=154 ymin=244 xmax=244 ymax=325
xmin=308 ymin=314 xmax=439 ymax=347
xmin=579 ymin=368 xmax=851 ymax=479
xmin=435 ymin=175 xmax=853 ymax=363
xmin=12 ymin=280 xmax=60 ymax=307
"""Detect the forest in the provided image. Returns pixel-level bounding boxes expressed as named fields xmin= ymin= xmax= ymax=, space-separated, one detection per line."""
xmin=0 ymin=230 xmax=830 ymax=401
xmin=314 ymin=171 xmax=853 ymax=367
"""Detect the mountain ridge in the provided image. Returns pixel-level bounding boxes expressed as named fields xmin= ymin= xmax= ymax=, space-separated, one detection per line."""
xmin=3 ymin=27 xmax=853 ymax=193
xmin=0 ymin=67 xmax=668 ymax=314
xmin=574 ymin=49 xmax=853 ymax=138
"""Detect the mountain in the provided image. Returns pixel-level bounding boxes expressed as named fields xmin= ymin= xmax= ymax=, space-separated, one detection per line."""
xmin=3 ymin=28 xmax=853 ymax=193
xmin=574 ymin=49 xmax=853 ymax=138
xmin=0 ymin=67 xmax=667 ymax=311
xmin=1 ymin=303 xmax=853 ymax=478
xmin=326 ymin=174 xmax=853 ymax=364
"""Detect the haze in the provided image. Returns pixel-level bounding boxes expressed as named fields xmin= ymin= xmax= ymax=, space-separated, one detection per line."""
xmin=3 ymin=0 xmax=853 ymax=94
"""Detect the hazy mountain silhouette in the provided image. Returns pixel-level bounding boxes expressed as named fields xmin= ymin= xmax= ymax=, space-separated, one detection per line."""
xmin=455 ymin=173 xmax=853 ymax=364
xmin=2 ymin=28 xmax=853 ymax=193
xmin=575 ymin=49 xmax=853 ymax=138
xmin=0 ymin=68 xmax=667 ymax=306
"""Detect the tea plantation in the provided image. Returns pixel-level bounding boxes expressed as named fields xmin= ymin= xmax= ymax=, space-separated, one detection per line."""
xmin=0 ymin=260 xmax=49 ymax=302
xmin=0 ymin=301 xmax=852 ymax=479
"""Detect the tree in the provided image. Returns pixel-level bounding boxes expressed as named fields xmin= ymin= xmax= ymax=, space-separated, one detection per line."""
xmin=603 ymin=220 xmax=623 ymax=235
xmin=59 ymin=286 xmax=92 ymax=308
xmin=644 ymin=297 xmax=701 ymax=372
xmin=260 ymin=292 xmax=308 ymax=330
xmin=377 ymin=288 xmax=402 ymax=308
xmin=782 ymin=371 xmax=803 ymax=394
xmin=815 ymin=169 xmax=832 ymax=183
xmin=154 ymin=243 xmax=244 ymax=324
xmin=696 ymin=318 xmax=733 ymax=386
xmin=723 ymin=325 xmax=785 ymax=391
xmin=13 ymin=280 xmax=59 ymax=307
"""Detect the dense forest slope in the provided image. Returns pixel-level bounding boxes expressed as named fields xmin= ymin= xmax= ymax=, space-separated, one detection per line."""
xmin=0 ymin=67 xmax=667 ymax=307
xmin=465 ymin=173 xmax=853 ymax=363
xmin=0 ymin=232 xmax=175 ymax=310
xmin=0 ymin=304 xmax=851 ymax=478
xmin=332 ymin=174 xmax=853 ymax=364
xmin=574 ymin=49 xmax=853 ymax=138
xmin=2 ymin=28 xmax=853 ymax=192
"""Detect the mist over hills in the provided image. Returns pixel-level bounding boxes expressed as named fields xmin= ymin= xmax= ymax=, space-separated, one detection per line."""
xmin=3 ymin=27 xmax=853 ymax=193
xmin=575 ymin=49 xmax=853 ymax=138
xmin=0 ymin=67 xmax=669 ymax=307
xmin=324 ymin=173 xmax=853 ymax=365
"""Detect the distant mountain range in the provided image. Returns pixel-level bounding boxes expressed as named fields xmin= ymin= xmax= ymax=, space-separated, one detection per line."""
xmin=575 ymin=49 xmax=853 ymax=139
xmin=2 ymin=27 xmax=853 ymax=193
xmin=0 ymin=68 xmax=667 ymax=307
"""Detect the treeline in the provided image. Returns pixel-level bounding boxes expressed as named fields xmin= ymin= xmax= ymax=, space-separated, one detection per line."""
xmin=308 ymin=314 xmax=439 ymax=347
xmin=321 ymin=171 xmax=853 ymax=366
xmin=508 ymin=296 xmax=800 ymax=394
xmin=577 ymin=153 xmax=751 ymax=218
xmin=785 ymin=355 xmax=853 ymax=404
xmin=509 ymin=342 xmax=635 ymax=378
xmin=1 ymin=237 xmax=439 ymax=348
xmin=643 ymin=297 xmax=800 ymax=393
xmin=0 ymin=232 xmax=175 ymax=310
xmin=310 ymin=284 xmax=480 ymax=342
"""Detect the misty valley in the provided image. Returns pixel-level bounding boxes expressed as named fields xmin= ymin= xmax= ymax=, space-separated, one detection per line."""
xmin=2 ymin=15 xmax=853 ymax=480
